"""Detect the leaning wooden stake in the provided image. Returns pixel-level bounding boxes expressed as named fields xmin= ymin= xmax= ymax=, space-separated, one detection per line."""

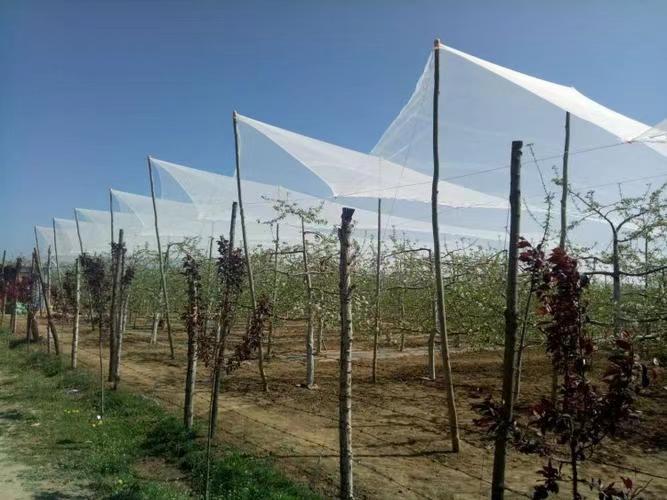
xmin=34 ymin=245 xmax=60 ymax=354
xmin=147 ymin=156 xmax=175 ymax=359
xmin=491 ymin=140 xmax=523 ymax=500
xmin=431 ymin=39 xmax=460 ymax=452
xmin=371 ymin=198 xmax=381 ymax=383
xmin=301 ymin=216 xmax=316 ymax=388
xmin=71 ymin=257 xmax=81 ymax=369
xmin=233 ymin=111 xmax=268 ymax=391
xmin=338 ymin=207 xmax=355 ymax=500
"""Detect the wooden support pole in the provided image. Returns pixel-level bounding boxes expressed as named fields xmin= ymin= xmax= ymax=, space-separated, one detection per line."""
xmin=52 ymin=218 xmax=62 ymax=288
xmin=0 ymin=249 xmax=5 ymax=328
xmin=302 ymin=215 xmax=316 ymax=388
xmin=10 ymin=257 xmax=21 ymax=335
xmin=371 ymin=198 xmax=381 ymax=383
xmin=233 ymin=111 xmax=268 ymax=391
xmin=491 ymin=140 xmax=523 ymax=500
xmin=110 ymin=229 xmax=125 ymax=387
xmin=71 ymin=257 xmax=80 ymax=369
xmin=34 ymin=244 xmax=60 ymax=354
xmin=46 ymin=246 xmax=52 ymax=351
xmin=338 ymin=207 xmax=355 ymax=500
xmin=109 ymin=189 xmax=115 ymax=246
xmin=147 ymin=156 xmax=175 ymax=359
xmin=551 ymin=111 xmax=571 ymax=403
xmin=431 ymin=38 xmax=460 ymax=452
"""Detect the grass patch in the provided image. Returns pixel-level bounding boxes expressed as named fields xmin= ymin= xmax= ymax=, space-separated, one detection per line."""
xmin=0 ymin=328 xmax=319 ymax=499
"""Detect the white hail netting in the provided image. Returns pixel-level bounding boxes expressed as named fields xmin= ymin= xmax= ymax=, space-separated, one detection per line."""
xmin=34 ymin=226 xmax=55 ymax=262
xmin=150 ymin=157 xmax=509 ymax=248
xmin=52 ymin=218 xmax=81 ymax=264
xmin=372 ymin=44 xmax=667 ymax=247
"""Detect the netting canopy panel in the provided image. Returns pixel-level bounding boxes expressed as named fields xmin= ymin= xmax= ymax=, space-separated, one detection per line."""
xmin=372 ymin=44 xmax=667 ymax=210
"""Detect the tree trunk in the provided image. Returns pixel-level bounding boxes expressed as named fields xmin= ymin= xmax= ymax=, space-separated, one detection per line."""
xmin=150 ymin=311 xmax=161 ymax=344
xmin=338 ymin=207 xmax=355 ymax=500
xmin=302 ymin=216 xmax=316 ymax=388
xmin=268 ymin=223 xmax=280 ymax=358
xmin=233 ymin=112 xmax=268 ymax=391
xmin=431 ymin=39 xmax=461 ymax=452
xmin=109 ymin=231 xmax=122 ymax=383
xmin=612 ymin=232 xmax=622 ymax=335
xmin=372 ymin=198 xmax=381 ymax=382
xmin=184 ymin=265 xmax=199 ymax=430
xmin=71 ymin=258 xmax=80 ymax=369
xmin=210 ymin=202 xmax=237 ymax=440
xmin=491 ymin=140 xmax=523 ymax=500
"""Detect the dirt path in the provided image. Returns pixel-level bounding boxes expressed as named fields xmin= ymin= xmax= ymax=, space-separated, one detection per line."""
xmin=0 ymin=374 xmax=89 ymax=500
xmin=53 ymin=323 xmax=667 ymax=500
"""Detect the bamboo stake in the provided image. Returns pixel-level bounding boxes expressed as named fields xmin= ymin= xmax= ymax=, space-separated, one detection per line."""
xmin=431 ymin=39 xmax=460 ymax=452
xmin=147 ymin=156 xmax=175 ymax=359
xmin=371 ymin=198 xmax=381 ymax=383
xmin=338 ymin=207 xmax=355 ymax=500
xmin=491 ymin=140 xmax=523 ymax=500
xmin=233 ymin=111 xmax=268 ymax=391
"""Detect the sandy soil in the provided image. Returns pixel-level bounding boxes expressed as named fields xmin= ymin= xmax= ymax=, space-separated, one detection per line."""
xmin=41 ymin=320 xmax=667 ymax=500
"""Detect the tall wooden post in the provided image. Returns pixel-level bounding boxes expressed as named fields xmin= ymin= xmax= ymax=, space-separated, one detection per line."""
xmin=46 ymin=245 xmax=52 ymax=351
xmin=34 ymin=244 xmax=60 ymax=354
xmin=552 ymin=111 xmax=571 ymax=402
xmin=372 ymin=198 xmax=381 ymax=383
xmin=559 ymin=111 xmax=570 ymax=249
xmin=338 ymin=207 xmax=355 ymax=500
xmin=233 ymin=111 xmax=268 ymax=391
xmin=52 ymin=218 xmax=62 ymax=288
xmin=147 ymin=156 xmax=175 ymax=359
xmin=491 ymin=140 xmax=523 ymax=500
xmin=302 ymin=216 xmax=316 ymax=388
xmin=10 ymin=257 xmax=21 ymax=335
xmin=110 ymin=229 xmax=125 ymax=386
xmin=0 ymin=249 xmax=6 ymax=328
xmin=71 ymin=257 xmax=80 ymax=369
xmin=33 ymin=226 xmax=44 ymax=317
xmin=431 ymin=39 xmax=461 ymax=452
xmin=109 ymin=189 xmax=115 ymax=246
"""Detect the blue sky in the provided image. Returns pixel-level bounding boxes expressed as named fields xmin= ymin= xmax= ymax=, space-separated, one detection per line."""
xmin=1 ymin=0 xmax=666 ymax=256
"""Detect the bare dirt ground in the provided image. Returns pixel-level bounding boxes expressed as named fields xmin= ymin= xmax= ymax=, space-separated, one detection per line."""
xmin=42 ymin=319 xmax=667 ymax=500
